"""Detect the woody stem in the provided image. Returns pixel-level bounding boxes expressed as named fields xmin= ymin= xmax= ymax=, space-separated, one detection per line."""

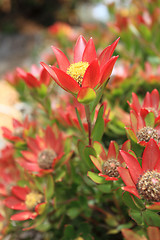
xmin=85 ymin=105 xmax=92 ymax=146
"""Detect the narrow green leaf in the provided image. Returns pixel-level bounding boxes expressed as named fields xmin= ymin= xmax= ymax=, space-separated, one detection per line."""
xmin=75 ymin=107 xmax=86 ymax=136
xmin=87 ymin=171 xmax=106 ymax=184
xmin=92 ymin=105 xmax=105 ymax=142
xmin=45 ymin=174 xmax=54 ymax=201
xmin=84 ymin=146 xmax=96 ymax=168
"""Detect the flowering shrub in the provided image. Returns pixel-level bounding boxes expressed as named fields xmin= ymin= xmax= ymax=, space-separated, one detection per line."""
xmin=1 ymin=1 xmax=160 ymax=239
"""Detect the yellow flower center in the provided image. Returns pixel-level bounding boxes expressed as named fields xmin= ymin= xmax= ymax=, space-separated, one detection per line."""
xmin=67 ymin=61 xmax=89 ymax=86
xmin=25 ymin=191 xmax=43 ymax=210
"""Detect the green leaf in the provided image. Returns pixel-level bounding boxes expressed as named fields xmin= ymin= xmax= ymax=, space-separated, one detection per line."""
xmin=122 ymin=192 xmax=139 ymax=211
xmin=132 ymin=195 xmax=145 ymax=210
xmin=67 ymin=207 xmax=81 ymax=219
xmin=75 ymin=107 xmax=86 ymax=136
xmin=45 ymin=174 xmax=54 ymax=201
xmin=92 ymin=104 xmax=105 ymax=142
xmin=129 ymin=209 xmax=143 ymax=225
xmin=125 ymin=128 xmax=138 ymax=143
xmin=142 ymin=210 xmax=160 ymax=227
xmin=37 ymin=84 xmax=47 ymax=98
xmin=145 ymin=112 xmax=155 ymax=127
xmin=62 ymin=225 xmax=76 ymax=240
xmin=97 ymin=184 xmax=111 ymax=193
xmin=77 ymin=140 xmax=85 ymax=161
xmin=84 ymin=146 xmax=96 ymax=168
xmin=90 ymin=86 xmax=104 ymax=112
xmin=87 ymin=171 xmax=106 ymax=184
xmin=130 ymin=140 xmax=144 ymax=159
xmin=139 ymin=24 xmax=151 ymax=41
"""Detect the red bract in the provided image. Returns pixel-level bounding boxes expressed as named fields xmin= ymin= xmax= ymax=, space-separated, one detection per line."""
xmin=52 ymin=94 xmax=110 ymax=132
xmin=140 ymin=62 xmax=160 ymax=82
xmin=2 ymin=117 xmax=36 ymax=143
xmin=0 ymin=145 xmax=20 ymax=196
xmin=0 ymin=144 xmax=20 ymax=196
xmin=128 ymin=89 xmax=160 ymax=120
xmin=16 ymin=64 xmax=50 ymax=88
xmin=89 ymin=140 xmax=130 ymax=181
xmin=18 ymin=125 xmax=66 ymax=175
xmin=5 ymin=185 xmax=46 ymax=221
xmin=4 ymin=69 xmax=21 ymax=86
xmin=118 ymin=139 xmax=160 ymax=202
xmin=122 ymin=226 xmax=160 ymax=240
xmin=108 ymin=13 xmax=129 ymax=32
xmin=126 ymin=110 xmax=160 ymax=147
xmin=41 ymin=35 xmax=119 ymax=104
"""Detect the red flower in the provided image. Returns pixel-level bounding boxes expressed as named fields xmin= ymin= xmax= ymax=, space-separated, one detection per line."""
xmin=4 ymin=69 xmax=21 ymax=86
xmin=41 ymin=35 xmax=119 ymax=104
xmin=89 ymin=140 xmax=130 ymax=181
xmin=108 ymin=13 xmax=129 ymax=32
xmin=5 ymin=185 xmax=46 ymax=221
xmin=18 ymin=125 xmax=67 ymax=175
xmin=52 ymin=94 xmax=110 ymax=132
xmin=140 ymin=62 xmax=160 ymax=83
xmin=126 ymin=110 xmax=160 ymax=147
xmin=2 ymin=117 xmax=36 ymax=143
xmin=128 ymin=89 xmax=160 ymax=120
xmin=17 ymin=64 xmax=50 ymax=88
xmin=48 ymin=22 xmax=78 ymax=40
xmin=118 ymin=139 xmax=160 ymax=202
xmin=0 ymin=144 xmax=20 ymax=196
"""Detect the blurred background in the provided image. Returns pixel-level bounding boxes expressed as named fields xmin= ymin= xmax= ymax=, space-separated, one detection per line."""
xmin=0 ymin=0 xmax=130 ymax=75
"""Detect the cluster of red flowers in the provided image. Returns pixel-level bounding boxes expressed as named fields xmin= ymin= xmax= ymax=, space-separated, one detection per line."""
xmin=1 ymin=33 xmax=160 ymax=239
xmin=90 ymin=89 xmax=160 ymax=204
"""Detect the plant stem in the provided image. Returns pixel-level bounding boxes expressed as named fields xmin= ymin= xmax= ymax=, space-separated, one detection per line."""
xmin=85 ymin=104 xmax=92 ymax=146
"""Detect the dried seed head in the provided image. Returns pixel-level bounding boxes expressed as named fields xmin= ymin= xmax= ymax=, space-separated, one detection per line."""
xmin=102 ymin=158 xmax=120 ymax=177
xmin=13 ymin=127 xmax=24 ymax=138
xmin=67 ymin=61 xmax=89 ymax=87
xmin=137 ymin=126 xmax=159 ymax=143
xmin=38 ymin=149 xmax=56 ymax=169
xmin=25 ymin=191 xmax=43 ymax=210
xmin=137 ymin=170 xmax=160 ymax=202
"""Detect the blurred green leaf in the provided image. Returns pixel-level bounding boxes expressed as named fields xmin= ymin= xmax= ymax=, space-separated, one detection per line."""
xmin=142 ymin=210 xmax=160 ymax=227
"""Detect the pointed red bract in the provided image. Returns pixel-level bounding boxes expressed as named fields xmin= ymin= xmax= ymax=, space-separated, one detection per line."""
xmin=120 ymin=151 xmax=142 ymax=184
xmin=82 ymin=38 xmax=97 ymax=63
xmin=51 ymin=46 xmax=70 ymax=71
xmin=142 ymin=139 xmax=160 ymax=171
xmin=82 ymin=59 xmax=100 ymax=88
xmin=74 ymin=35 xmax=87 ymax=63
xmin=50 ymin=66 xmax=80 ymax=94
xmin=11 ymin=211 xmax=37 ymax=221
xmin=98 ymin=37 xmax=120 ymax=67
